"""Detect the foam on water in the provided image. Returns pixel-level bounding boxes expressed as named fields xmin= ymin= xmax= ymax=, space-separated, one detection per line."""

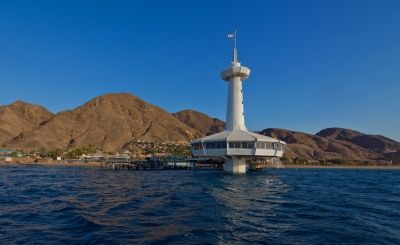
xmin=0 ymin=166 xmax=399 ymax=244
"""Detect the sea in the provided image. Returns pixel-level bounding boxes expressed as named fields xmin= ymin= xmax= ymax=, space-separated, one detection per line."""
xmin=0 ymin=166 xmax=399 ymax=245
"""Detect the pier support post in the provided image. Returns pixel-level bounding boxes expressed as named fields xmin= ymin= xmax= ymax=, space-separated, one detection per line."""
xmin=224 ymin=156 xmax=246 ymax=173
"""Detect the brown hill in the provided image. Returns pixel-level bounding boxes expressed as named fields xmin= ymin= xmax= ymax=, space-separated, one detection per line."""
xmin=316 ymin=128 xmax=400 ymax=153
xmin=172 ymin=110 xmax=225 ymax=135
xmin=6 ymin=93 xmax=203 ymax=151
xmin=383 ymin=150 xmax=400 ymax=162
xmin=0 ymin=100 xmax=53 ymax=144
xmin=259 ymin=128 xmax=383 ymax=160
xmin=2 ymin=94 xmax=399 ymax=163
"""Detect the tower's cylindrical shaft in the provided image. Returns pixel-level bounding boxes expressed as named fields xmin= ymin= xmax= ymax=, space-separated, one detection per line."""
xmin=220 ymin=47 xmax=250 ymax=131
xmin=226 ymin=76 xmax=246 ymax=131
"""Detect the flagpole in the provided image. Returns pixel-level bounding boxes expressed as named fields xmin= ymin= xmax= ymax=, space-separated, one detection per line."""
xmin=234 ymin=29 xmax=236 ymax=50
xmin=227 ymin=29 xmax=238 ymax=63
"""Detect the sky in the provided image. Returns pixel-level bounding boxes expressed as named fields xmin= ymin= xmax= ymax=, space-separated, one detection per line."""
xmin=1 ymin=0 xmax=399 ymax=141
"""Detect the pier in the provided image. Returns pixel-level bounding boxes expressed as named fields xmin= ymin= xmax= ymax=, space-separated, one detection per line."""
xmin=98 ymin=156 xmax=285 ymax=171
xmin=99 ymin=158 xmax=224 ymax=171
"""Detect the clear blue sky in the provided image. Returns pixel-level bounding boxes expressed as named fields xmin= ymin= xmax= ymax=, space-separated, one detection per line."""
xmin=1 ymin=0 xmax=399 ymax=141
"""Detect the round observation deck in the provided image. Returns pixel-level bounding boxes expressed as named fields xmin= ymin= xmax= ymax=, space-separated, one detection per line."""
xmin=220 ymin=65 xmax=250 ymax=81
xmin=190 ymin=130 xmax=286 ymax=158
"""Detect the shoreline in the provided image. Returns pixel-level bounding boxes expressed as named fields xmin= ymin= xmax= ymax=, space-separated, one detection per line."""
xmin=0 ymin=161 xmax=399 ymax=170
xmin=0 ymin=161 xmax=100 ymax=167
xmin=282 ymin=164 xmax=400 ymax=170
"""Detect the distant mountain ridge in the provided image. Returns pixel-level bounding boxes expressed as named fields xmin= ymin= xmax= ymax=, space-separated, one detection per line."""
xmin=316 ymin=128 xmax=400 ymax=153
xmin=1 ymin=93 xmax=399 ymax=162
xmin=259 ymin=128 xmax=385 ymax=161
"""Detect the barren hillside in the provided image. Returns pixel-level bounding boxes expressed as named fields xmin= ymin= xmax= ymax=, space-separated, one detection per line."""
xmin=260 ymin=128 xmax=384 ymax=160
xmin=172 ymin=110 xmax=225 ymax=135
xmin=0 ymin=100 xmax=53 ymax=144
xmin=2 ymin=94 xmax=399 ymax=163
xmin=6 ymin=93 xmax=203 ymax=151
xmin=316 ymin=128 xmax=400 ymax=153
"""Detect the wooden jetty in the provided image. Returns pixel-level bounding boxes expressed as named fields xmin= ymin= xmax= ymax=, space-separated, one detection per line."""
xmin=99 ymin=158 xmax=224 ymax=171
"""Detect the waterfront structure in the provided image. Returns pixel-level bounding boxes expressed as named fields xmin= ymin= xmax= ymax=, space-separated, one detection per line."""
xmin=190 ymin=30 xmax=286 ymax=173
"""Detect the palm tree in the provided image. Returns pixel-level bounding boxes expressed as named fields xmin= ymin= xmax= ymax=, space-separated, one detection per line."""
xmin=131 ymin=141 xmax=136 ymax=152
xmin=39 ymin=148 xmax=46 ymax=156
xmin=136 ymin=149 xmax=140 ymax=159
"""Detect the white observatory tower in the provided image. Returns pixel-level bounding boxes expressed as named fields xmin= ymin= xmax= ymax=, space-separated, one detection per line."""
xmin=190 ymin=30 xmax=286 ymax=173
xmin=221 ymin=30 xmax=250 ymax=131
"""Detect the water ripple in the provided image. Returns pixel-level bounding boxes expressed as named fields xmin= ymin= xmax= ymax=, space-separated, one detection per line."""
xmin=0 ymin=166 xmax=399 ymax=244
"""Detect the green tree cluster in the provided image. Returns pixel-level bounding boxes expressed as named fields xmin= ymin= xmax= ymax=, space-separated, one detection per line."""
xmin=10 ymin=149 xmax=24 ymax=157
xmin=329 ymin=158 xmax=347 ymax=165
xmin=293 ymin=156 xmax=307 ymax=164
xmin=280 ymin=155 xmax=291 ymax=163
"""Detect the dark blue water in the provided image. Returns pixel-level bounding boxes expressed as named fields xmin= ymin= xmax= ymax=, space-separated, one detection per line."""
xmin=0 ymin=166 xmax=399 ymax=244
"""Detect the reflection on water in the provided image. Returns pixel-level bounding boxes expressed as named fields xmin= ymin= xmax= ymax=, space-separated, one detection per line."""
xmin=0 ymin=166 xmax=399 ymax=244
xmin=210 ymin=173 xmax=293 ymax=243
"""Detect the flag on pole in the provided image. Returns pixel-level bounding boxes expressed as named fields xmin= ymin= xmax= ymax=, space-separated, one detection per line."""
xmin=227 ymin=34 xmax=234 ymax=38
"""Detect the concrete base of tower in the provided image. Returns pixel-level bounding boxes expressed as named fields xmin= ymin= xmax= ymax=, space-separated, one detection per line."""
xmin=224 ymin=157 xmax=246 ymax=173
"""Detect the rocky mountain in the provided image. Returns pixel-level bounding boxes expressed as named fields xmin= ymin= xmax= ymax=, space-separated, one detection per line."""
xmin=1 ymin=93 xmax=399 ymax=162
xmin=316 ymin=128 xmax=400 ymax=153
xmin=0 ymin=100 xmax=53 ymax=143
xmin=5 ymin=93 xmax=203 ymax=151
xmin=259 ymin=128 xmax=398 ymax=161
xmin=172 ymin=110 xmax=225 ymax=136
